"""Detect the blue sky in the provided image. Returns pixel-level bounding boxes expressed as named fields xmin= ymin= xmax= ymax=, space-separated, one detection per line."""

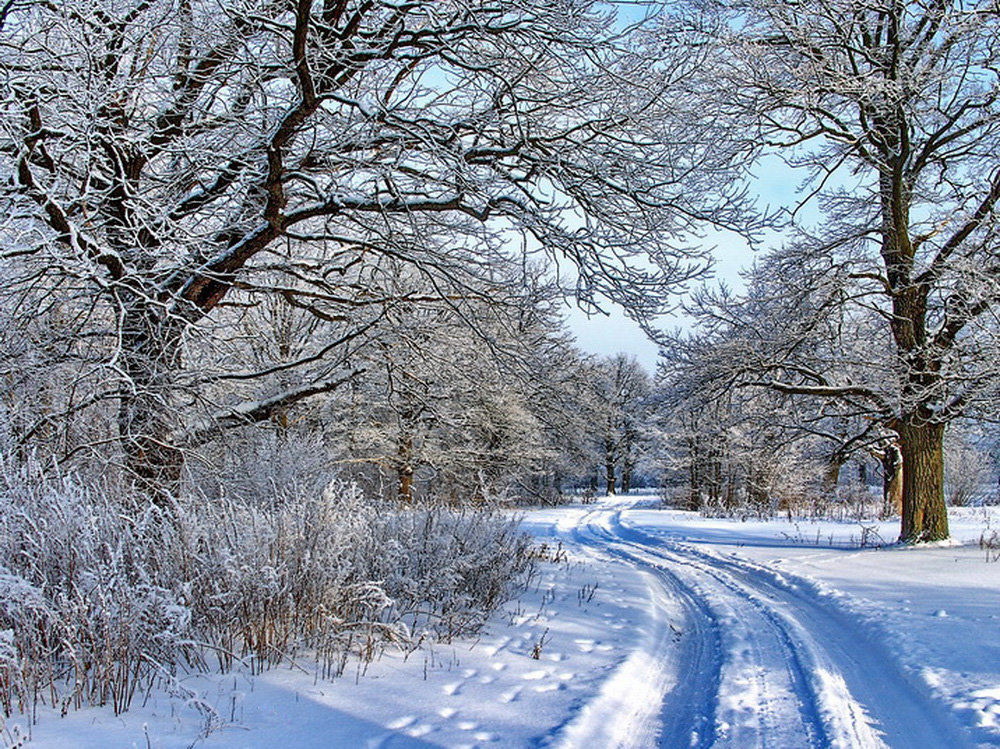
xmin=567 ymin=153 xmax=815 ymax=373
xmin=565 ymin=232 xmax=753 ymax=372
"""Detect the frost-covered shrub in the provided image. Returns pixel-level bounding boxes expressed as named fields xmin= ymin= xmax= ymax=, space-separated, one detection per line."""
xmin=0 ymin=456 xmax=191 ymax=717
xmin=181 ymin=482 xmax=532 ymax=676
xmin=0 ymin=453 xmax=532 ymax=721
xmin=367 ymin=504 xmax=533 ymax=637
xmin=184 ymin=428 xmax=333 ymax=505
xmin=944 ymin=434 xmax=992 ymax=507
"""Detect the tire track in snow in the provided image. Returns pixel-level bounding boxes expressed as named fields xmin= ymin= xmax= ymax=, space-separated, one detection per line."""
xmin=571 ymin=516 xmax=723 ymax=749
xmin=622 ymin=519 xmax=973 ymax=749
xmin=647 ymin=565 xmax=720 ymax=748
xmin=584 ymin=515 xmax=827 ymax=749
xmin=549 ymin=498 xmax=972 ymax=748
xmin=609 ymin=504 xmax=973 ymax=749
xmin=608 ymin=527 xmax=839 ymax=748
xmin=542 ymin=505 xmax=690 ymax=748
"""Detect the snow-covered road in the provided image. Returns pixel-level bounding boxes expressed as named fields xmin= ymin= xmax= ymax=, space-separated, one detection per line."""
xmin=546 ymin=496 xmax=976 ymax=749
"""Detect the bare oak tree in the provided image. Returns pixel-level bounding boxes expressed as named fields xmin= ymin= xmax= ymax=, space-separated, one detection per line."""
xmin=684 ymin=0 xmax=1000 ymax=540
xmin=1 ymin=1 xmax=749 ymax=498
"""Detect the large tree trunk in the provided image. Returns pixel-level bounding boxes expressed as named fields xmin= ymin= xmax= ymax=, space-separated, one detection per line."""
xmin=896 ymin=419 xmax=949 ymax=542
xmin=118 ymin=305 xmax=185 ymax=504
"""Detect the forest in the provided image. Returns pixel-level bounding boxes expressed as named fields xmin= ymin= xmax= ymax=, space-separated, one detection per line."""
xmin=1 ymin=0 xmax=998 ymax=735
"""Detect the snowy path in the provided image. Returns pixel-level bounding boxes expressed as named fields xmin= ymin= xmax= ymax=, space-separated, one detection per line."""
xmin=548 ymin=496 xmax=975 ymax=749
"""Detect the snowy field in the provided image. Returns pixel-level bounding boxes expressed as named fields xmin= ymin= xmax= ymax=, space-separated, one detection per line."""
xmin=9 ymin=496 xmax=999 ymax=748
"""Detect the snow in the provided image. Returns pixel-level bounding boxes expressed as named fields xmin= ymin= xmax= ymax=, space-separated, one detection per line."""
xmin=621 ymin=501 xmax=1000 ymax=748
xmin=9 ymin=497 xmax=1000 ymax=748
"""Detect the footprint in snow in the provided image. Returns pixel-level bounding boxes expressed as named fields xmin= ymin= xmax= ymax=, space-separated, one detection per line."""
xmin=438 ymin=707 xmax=457 ymax=719
xmin=521 ymin=669 xmax=548 ymax=680
xmin=443 ymin=682 xmax=463 ymax=696
xmin=483 ymin=637 xmax=510 ymax=657
xmin=573 ymin=639 xmax=595 ymax=653
xmin=386 ymin=716 xmax=416 ymax=730
xmin=499 ymin=686 xmax=522 ymax=703
xmin=533 ymin=682 xmax=566 ymax=693
xmin=491 ymin=662 xmax=507 ymax=672
xmin=406 ymin=724 xmax=434 ymax=738
xmin=457 ymin=720 xmax=479 ymax=731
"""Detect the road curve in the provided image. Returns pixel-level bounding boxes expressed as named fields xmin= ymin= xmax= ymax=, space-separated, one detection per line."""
xmin=547 ymin=497 xmax=974 ymax=749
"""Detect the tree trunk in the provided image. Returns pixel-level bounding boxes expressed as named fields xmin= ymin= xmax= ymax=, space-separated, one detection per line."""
xmin=622 ymin=460 xmax=634 ymax=493
xmin=724 ymin=467 xmax=737 ymax=512
xmin=687 ymin=436 xmax=701 ymax=510
xmin=620 ymin=424 xmax=637 ymax=494
xmin=880 ymin=443 xmax=903 ymax=519
xmin=603 ymin=431 xmax=617 ymax=495
xmin=708 ymin=444 xmax=723 ymax=505
xmin=896 ymin=419 xmax=949 ymax=542
xmin=821 ymin=454 xmax=845 ymax=498
xmin=397 ymin=433 xmax=415 ymax=504
xmin=118 ymin=305 xmax=184 ymax=504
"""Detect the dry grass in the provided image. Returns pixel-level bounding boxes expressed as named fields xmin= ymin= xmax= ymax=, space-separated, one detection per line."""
xmin=0 ymin=456 xmax=533 ymax=722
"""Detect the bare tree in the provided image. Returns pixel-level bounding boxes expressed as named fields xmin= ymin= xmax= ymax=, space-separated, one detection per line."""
xmin=681 ymin=0 xmax=1000 ymax=540
xmin=1 ymin=1 xmax=750 ymax=499
xmin=300 ymin=257 xmax=592 ymax=505
xmin=658 ymin=268 xmax=908 ymax=520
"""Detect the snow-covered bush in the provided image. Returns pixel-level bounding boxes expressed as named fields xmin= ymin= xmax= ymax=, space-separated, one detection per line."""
xmin=0 ymin=456 xmax=191 ymax=717
xmin=181 ymin=481 xmax=533 ymax=676
xmin=0 ymin=453 xmax=532 ymax=721
xmin=944 ymin=432 xmax=992 ymax=507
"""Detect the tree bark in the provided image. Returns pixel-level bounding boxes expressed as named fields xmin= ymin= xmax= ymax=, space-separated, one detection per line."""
xmin=118 ymin=304 xmax=185 ymax=503
xmin=880 ymin=442 xmax=903 ymax=518
xmin=821 ymin=453 xmax=846 ymax=498
xmin=605 ymin=457 xmax=616 ymax=495
xmin=896 ymin=419 xmax=949 ymax=542
xmin=604 ymin=433 xmax=617 ymax=495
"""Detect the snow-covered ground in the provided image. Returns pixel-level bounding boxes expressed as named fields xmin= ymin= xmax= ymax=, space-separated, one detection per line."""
xmin=619 ymin=500 xmax=1000 ymax=748
xmin=9 ymin=496 xmax=999 ymax=748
